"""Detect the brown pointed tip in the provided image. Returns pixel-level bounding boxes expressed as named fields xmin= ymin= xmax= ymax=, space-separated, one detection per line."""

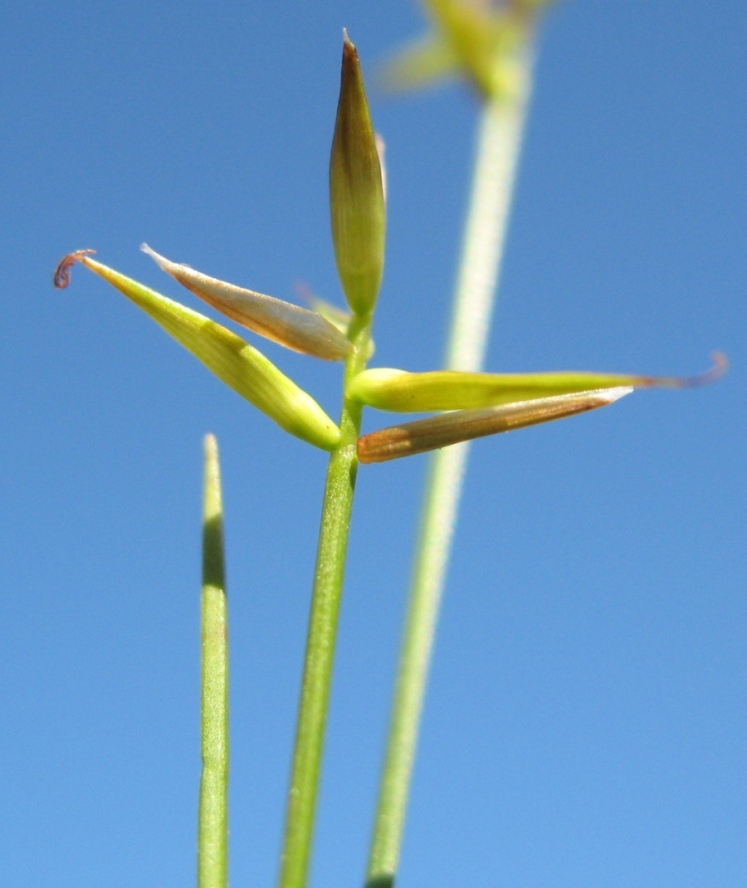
xmin=53 ymin=249 xmax=96 ymax=289
xmin=140 ymin=243 xmax=172 ymax=273
xmin=342 ymin=29 xmax=357 ymax=58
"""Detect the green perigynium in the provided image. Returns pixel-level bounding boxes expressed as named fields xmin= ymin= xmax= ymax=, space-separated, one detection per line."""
xmin=348 ymin=359 xmax=726 ymax=412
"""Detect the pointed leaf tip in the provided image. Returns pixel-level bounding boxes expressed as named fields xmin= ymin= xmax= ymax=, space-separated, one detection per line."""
xmin=597 ymin=386 xmax=635 ymax=404
xmin=140 ymin=242 xmax=170 ymax=272
xmin=202 ymin=433 xmax=223 ymax=531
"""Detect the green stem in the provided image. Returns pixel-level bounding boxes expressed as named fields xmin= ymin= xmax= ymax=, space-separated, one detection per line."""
xmin=198 ymin=434 xmax=229 ymax=888
xmin=365 ymin=54 xmax=534 ymax=888
xmin=278 ymin=315 xmax=373 ymax=888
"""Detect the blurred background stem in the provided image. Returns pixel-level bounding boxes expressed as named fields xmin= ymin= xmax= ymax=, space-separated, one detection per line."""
xmin=198 ymin=434 xmax=229 ymax=888
xmin=366 ymin=47 xmax=534 ymax=888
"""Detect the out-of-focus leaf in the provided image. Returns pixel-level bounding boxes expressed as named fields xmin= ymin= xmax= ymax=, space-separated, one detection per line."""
xmin=382 ymin=1 xmax=563 ymax=99
xmin=379 ymin=0 xmax=525 ymax=98
xmin=379 ymin=33 xmax=460 ymax=93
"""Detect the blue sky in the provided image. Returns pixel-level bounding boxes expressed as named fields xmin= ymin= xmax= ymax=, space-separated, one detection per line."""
xmin=1 ymin=1 xmax=745 ymax=886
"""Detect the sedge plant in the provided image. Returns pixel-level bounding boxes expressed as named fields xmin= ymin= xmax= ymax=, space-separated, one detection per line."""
xmin=53 ymin=20 xmax=723 ymax=888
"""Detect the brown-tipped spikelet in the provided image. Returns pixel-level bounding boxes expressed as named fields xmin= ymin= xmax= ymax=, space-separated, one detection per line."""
xmin=357 ymin=387 xmax=633 ymax=463
xmin=141 ymin=244 xmax=351 ymax=361
xmin=329 ymin=32 xmax=386 ymax=316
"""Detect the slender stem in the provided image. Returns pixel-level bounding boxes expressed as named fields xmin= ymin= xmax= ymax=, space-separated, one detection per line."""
xmin=366 ymin=53 xmax=534 ymax=888
xmin=277 ymin=315 xmax=373 ymax=888
xmin=198 ymin=434 xmax=229 ymax=888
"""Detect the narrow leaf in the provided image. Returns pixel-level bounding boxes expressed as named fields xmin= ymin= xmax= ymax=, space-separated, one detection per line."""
xmin=54 ymin=251 xmax=341 ymax=451
xmin=141 ymin=244 xmax=351 ymax=361
xmin=357 ymin=387 xmax=633 ymax=463
xmin=349 ymin=358 xmax=726 ymax=412
xmin=199 ymin=433 xmax=229 ymax=888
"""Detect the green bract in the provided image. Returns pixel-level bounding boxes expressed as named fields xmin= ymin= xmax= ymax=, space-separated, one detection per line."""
xmin=348 ymin=361 xmax=726 ymax=413
xmin=329 ymin=33 xmax=386 ymax=316
xmin=54 ymin=251 xmax=341 ymax=451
